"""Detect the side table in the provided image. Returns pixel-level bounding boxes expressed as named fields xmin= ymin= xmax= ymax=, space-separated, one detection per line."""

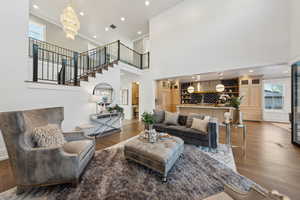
xmin=220 ymin=123 xmax=247 ymax=157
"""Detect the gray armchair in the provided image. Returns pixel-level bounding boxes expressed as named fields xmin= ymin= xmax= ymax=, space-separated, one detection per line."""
xmin=0 ymin=107 xmax=95 ymax=194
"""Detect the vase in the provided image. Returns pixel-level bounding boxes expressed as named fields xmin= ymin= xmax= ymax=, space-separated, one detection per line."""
xmin=144 ymin=123 xmax=153 ymax=131
xmin=224 ymin=112 xmax=231 ymax=124
xmin=239 ymin=111 xmax=243 ymax=125
xmin=234 ymin=109 xmax=243 ymax=124
xmin=148 ymin=129 xmax=158 ymax=143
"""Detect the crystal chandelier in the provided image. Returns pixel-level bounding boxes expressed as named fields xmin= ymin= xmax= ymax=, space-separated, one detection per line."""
xmin=60 ymin=2 xmax=80 ymax=40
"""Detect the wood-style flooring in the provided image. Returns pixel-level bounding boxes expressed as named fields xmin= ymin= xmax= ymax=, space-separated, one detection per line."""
xmin=0 ymin=120 xmax=300 ymax=199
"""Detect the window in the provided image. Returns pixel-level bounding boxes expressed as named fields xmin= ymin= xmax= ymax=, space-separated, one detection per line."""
xmin=28 ymin=21 xmax=45 ymax=41
xmin=264 ymin=83 xmax=284 ymax=110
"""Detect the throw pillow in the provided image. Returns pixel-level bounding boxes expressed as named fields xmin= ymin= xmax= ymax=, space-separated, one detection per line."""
xmin=178 ymin=114 xmax=188 ymax=126
xmin=31 ymin=124 xmax=66 ymax=148
xmin=153 ymin=109 xmax=165 ymax=123
xmin=164 ymin=111 xmax=179 ymax=125
xmin=186 ymin=113 xmax=205 ymax=128
xmin=191 ymin=116 xmax=210 ymax=133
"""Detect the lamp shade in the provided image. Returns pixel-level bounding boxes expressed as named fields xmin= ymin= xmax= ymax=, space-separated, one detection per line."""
xmin=216 ymin=84 xmax=225 ymax=92
xmin=187 ymin=86 xmax=195 ymax=94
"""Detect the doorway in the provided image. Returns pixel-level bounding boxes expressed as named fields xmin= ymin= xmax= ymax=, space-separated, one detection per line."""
xmin=132 ymin=82 xmax=140 ymax=119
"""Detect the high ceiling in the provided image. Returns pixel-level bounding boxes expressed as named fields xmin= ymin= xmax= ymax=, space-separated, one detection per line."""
xmin=30 ymin=0 xmax=184 ymax=44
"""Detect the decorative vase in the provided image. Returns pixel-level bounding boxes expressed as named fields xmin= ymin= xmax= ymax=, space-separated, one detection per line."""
xmin=224 ymin=112 xmax=231 ymax=124
xmin=239 ymin=111 xmax=243 ymax=125
xmin=144 ymin=123 xmax=153 ymax=131
xmin=234 ymin=108 xmax=242 ymax=124
xmin=148 ymin=129 xmax=158 ymax=143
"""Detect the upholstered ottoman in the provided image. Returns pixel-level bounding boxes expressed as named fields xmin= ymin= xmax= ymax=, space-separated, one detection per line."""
xmin=124 ymin=135 xmax=184 ymax=181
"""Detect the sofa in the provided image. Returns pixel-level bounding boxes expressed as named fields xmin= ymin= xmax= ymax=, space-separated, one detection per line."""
xmin=153 ymin=110 xmax=218 ymax=149
xmin=0 ymin=107 xmax=95 ymax=194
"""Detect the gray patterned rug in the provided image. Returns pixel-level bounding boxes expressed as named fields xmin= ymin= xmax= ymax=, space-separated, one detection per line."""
xmin=0 ymin=143 xmax=255 ymax=200
xmin=199 ymin=144 xmax=236 ymax=171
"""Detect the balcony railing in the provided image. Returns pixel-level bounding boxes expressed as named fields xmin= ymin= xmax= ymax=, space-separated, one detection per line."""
xmin=28 ymin=38 xmax=150 ymax=85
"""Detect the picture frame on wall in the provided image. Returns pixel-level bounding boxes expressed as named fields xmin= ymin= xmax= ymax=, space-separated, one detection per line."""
xmin=121 ymin=89 xmax=128 ymax=105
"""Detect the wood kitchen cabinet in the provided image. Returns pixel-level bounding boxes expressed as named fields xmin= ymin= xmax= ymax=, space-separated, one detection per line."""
xmin=239 ymin=76 xmax=262 ymax=121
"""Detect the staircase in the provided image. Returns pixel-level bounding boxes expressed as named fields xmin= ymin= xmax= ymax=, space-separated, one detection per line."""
xmin=29 ymin=38 xmax=149 ymax=86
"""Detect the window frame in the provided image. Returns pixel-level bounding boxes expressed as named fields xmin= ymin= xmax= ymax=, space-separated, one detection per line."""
xmin=263 ymin=81 xmax=285 ymax=112
xmin=28 ymin=20 xmax=46 ymax=41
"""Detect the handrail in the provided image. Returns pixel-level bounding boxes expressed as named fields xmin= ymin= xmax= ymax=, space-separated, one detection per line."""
xmin=120 ymin=42 xmax=145 ymax=55
xmin=29 ymin=37 xmax=77 ymax=57
xmin=80 ymin=40 xmax=118 ymax=56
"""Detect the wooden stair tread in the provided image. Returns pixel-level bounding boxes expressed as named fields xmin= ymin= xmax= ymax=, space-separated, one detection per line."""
xmin=77 ymin=60 xmax=118 ymax=83
xmin=88 ymin=71 xmax=96 ymax=77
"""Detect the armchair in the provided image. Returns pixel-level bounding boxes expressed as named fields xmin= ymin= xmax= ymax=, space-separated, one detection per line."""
xmin=0 ymin=107 xmax=95 ymax=194
xmin=204 ymin=184 xmax=290 ymax=200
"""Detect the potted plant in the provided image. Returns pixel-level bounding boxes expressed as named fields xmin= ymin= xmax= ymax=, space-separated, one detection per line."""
xmin=141 ymin=112 xmax=155 ymax=130
xmin=229 ymin=96 xmax=244 ymax=124
xmin=107 ymin=104 xmax=124 ymax=118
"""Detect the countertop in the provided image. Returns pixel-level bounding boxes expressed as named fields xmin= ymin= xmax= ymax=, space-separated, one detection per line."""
xmin=176 ymin=104 xmax=235 ymax=110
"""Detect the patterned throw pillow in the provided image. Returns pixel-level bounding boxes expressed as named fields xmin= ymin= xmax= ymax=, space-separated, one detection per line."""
xmin=32 ymin=124 xmax=66 ymax=148
xmin=163 ymin=111 xmax=179 ymax=125
xmin=191 ymin=116 xmax=210 ymax=134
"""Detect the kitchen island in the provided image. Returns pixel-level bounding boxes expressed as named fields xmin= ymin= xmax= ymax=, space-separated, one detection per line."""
xmin=176 ymin=105 xmax=236 ymax=122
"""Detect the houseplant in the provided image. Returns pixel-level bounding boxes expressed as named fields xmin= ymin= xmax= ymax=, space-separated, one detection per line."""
xmin=141 ymin=112 xmax=155 ymax=130
xmin=229 ymin=96 xmax=244 ymax=124
xmin=107 ymin=104 xmax=124 ymax=118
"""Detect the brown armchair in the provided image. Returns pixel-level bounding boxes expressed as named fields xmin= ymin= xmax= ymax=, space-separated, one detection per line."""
xmin=0 ymin=107 xmax=95 ymax=194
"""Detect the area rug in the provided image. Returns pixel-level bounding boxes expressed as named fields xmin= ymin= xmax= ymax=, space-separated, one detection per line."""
xmin=199 ymin=144 xmax=236 ymax=171
xmin=0 ymin=143 xmax=256 ymax=200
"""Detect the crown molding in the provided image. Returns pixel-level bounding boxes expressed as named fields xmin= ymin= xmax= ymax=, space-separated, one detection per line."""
xmin=132 ymin=34 xmax=150 ymax=43
xmin=30 ymin=11 xmax=104 ymax=46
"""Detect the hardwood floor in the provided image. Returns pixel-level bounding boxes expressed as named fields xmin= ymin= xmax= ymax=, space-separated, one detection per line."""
xmin=0 ymin=120 xmax=300 ymax=199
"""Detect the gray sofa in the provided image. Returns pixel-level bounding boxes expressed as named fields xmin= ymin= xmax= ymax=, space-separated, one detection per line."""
xmin=0 ymin=107 xmax=95 ymax=194
xmin=153 ymin=111 xmax=218 ymax=149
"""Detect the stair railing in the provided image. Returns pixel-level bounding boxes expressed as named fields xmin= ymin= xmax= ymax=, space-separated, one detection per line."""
xmin=32 ymin=43 xmax=75 ymax=84
xmin=29 ymin=38 xmax=150 ymax=86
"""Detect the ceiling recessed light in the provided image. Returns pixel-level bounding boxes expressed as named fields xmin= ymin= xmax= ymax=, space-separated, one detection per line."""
xmin=145 ymin=1 xmax=150 ymax=6
xmin=249 ymin=70 xmax=254 ymax=73
xmin=33 ymin=4 xmax=39 ymax=9
xmin=93 ymin=35 xmax=97 ymax=39
xmin=105 ymin=27 xmax=109 ymax=31
xmin=137 ymin=31 xmax=142 ymax=35
xmin=79 ymin=12 xmax=84 ymax=16
xmin=120 ymin=17 xmax=125 ymax=21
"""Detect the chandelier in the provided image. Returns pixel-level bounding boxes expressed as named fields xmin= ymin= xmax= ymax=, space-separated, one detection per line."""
xmin=60 ymin=3 xmax=80 ymax=40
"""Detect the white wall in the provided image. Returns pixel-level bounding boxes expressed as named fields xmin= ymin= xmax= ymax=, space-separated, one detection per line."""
xmin=0 ymin=0 xmax=29 ymax=160
xmin=150 ymin=0 xmax=289 ymax=79
xmin=120 ymin=72 xmax=140 ymax=120
xmin=262 ymin=78 xmax=291 ymax=123
xmin=140 ymin=0 xmax=290 ymax=116
xmin=290 ymin=0 xmax=300 ymax=62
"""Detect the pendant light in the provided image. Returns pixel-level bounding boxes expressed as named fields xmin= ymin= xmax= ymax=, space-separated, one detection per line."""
xmin=60 ymin=0 xmax=80 ymax=40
